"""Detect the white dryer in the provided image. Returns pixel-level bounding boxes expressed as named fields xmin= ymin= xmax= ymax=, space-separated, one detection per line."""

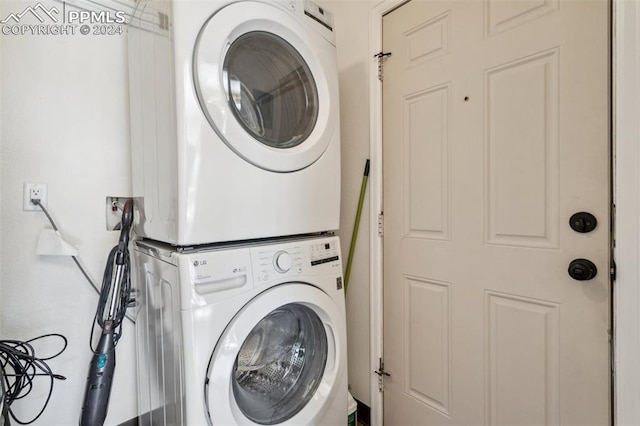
xmin=128 ymin=0 xmax=341 ymax=246
xmin=133 ymin=235 xmax=347 ymax=425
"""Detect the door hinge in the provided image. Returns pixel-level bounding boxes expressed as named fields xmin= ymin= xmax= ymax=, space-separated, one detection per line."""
xmin=374 ymin=51 xmax=392 ymax=82
xmin=374 ymin=357 xmax=391 ymax=392
xmin=378 ymin=212 xmax=384 ymax=237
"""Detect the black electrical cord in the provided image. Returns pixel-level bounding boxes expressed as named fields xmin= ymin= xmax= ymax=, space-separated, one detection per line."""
xmin=0 ymin=334 xmax=67 ymax=425
xmin=32 ymin=199 xmax=135 ymax=325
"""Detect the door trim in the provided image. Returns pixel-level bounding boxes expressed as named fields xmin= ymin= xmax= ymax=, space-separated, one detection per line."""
xmin=368 ymin=1 xmax=637 ymax=424
xmin=614 ymin=0 xmax=640 ymax=423
xmin=368 ymin=1 xmax=408 ymax=425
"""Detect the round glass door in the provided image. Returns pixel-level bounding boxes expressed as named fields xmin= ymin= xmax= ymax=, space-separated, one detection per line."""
xmin=223 ymin=32 xmax=319 ymax=150
xmin=232 ymin=303 xmax=327 ymax=425
xmin=194 ymin=1 xmax=338 ymax=172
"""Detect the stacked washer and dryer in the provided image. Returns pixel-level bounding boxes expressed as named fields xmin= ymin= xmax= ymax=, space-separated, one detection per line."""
xmin=127 ymin=0 xmax=346 ymax=424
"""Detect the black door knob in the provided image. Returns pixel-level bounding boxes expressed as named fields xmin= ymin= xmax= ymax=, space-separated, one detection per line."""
xmin=568 ymin=259 xmax=598 ymax=281
xmin=569 ymin=212 xmax=597 ymax=233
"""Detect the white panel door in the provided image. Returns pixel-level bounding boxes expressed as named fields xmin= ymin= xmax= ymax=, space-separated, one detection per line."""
xmin=382 ymin=0 xmax=610 ymax=424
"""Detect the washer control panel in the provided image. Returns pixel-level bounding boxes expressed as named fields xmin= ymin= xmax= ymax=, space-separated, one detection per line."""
xmin=171 ymin=236 xmax=342 ymax=303
xmin=310 ymin=240 xmax=339 ymax=266
xmin=251 ymin=236 xmax=341 ymax=284
xmin=252 ymin=245 xmax=303 ymax=283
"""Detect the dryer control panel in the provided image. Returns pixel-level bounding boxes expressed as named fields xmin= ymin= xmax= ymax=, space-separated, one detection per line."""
xmin=303 ymin=0 xmax=334 ymax=31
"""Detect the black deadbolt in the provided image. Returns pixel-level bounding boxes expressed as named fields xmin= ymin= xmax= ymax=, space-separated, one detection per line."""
xmin=569 ymin=212 xmax=597 ymax=233
xmin=568 ymin=259 xmax=598 ymax=281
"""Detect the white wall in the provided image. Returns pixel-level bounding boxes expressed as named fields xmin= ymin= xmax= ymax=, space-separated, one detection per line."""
xmin=0 ymin=1 xmax=136 ymax=424
xmin=320 ymin=0 xmax=374 ymax=407
xmin=0 ymin=0 xmax=4 ymax=336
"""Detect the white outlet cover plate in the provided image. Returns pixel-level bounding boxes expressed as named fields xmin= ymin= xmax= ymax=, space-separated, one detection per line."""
xmin=23 ymin=182 xmax=48 ymax=211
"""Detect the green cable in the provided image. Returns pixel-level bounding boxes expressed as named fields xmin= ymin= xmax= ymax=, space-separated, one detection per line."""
xmin=344 ymin=159 xmax=370 ymax=293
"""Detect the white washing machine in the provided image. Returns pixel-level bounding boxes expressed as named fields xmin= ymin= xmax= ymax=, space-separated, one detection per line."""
xmin=128 ymin=0 xmax=341 ymax=246
xmin=133 ymin=235 xmax=347 ymax=425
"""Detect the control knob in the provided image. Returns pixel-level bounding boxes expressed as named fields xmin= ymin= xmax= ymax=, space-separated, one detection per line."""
xmin=273 ymin=251 xmax=292 ymax=273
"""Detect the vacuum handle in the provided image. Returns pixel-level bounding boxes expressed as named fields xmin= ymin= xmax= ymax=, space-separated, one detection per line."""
xmin=79 ymin=328 xmax=116 ymax=426
xmin=115 ymin=199 xmax=134 ymax=265
xmin=121 ymin=199 xmax=134 ymax=230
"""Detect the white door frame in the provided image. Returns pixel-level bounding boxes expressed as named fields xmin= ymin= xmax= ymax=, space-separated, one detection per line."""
xmin=367 ymin=1 xmax=639 ymax=424
xmin=368 ymin=1 xmax=408 ymax=425
xmin=613 ymin=0 xmax=640 ymax=424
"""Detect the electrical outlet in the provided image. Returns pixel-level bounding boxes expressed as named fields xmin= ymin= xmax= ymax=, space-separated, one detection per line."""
xmin=23 ymin=183 xmax=48 ymax=211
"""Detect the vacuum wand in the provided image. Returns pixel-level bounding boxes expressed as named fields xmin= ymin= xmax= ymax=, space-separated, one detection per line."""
xmin=80 ymin=200 xmax=134 ymax=426
xmin=79 ymin=322 xmax=116 ymax=426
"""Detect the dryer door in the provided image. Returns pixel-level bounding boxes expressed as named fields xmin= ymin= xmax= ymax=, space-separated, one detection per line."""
xmin=193 ymin=1 xmax=338 ymax=172
xmin=205 ymin=283 xmax=345 ymax=425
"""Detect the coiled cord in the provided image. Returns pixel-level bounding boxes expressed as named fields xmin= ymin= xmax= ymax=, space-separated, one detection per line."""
xmin=0 ymin=334 xmax=67 ymax=425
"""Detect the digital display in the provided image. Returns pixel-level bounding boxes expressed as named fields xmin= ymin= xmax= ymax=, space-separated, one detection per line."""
xmin=310 ymin=240 xmax=339 ymax=266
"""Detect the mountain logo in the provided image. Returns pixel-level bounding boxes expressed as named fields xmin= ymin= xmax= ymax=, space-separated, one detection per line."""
xmin=1 ymin=3 xmax=59 ymax=24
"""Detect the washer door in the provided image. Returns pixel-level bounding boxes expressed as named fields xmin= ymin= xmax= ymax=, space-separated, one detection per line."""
xmin=194 ymin=1 xmax=338 ymax=172
xmin=206 ymin=284 xmax=343 ymax=425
